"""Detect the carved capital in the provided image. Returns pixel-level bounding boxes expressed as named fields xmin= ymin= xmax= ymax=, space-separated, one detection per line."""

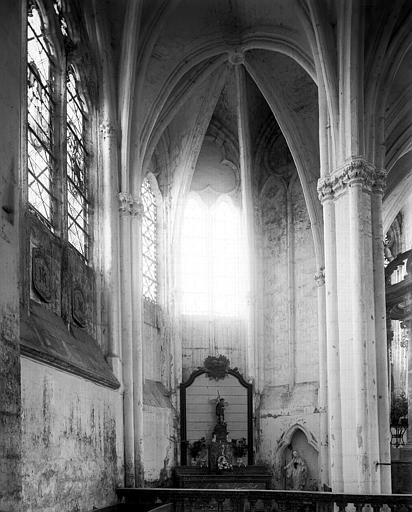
xmin=118 ymin=192 xmax=132 ymax=215
xmin=371 ymin=168 xmax=387 ymax=194
xmin=317 ymin=177 xmax=334 ymax=203
xmin=318 ymin=160 xmax=386 ymax=203
xmin=333 ymin=159 xmax=374 ymax=197
xmin=315 ymin=268 xmax=325 ymax=287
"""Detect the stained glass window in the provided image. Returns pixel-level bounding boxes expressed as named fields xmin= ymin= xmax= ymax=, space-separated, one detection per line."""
xmin=66 ymin=68 xmax=89 ymax=257
xmin=27 ymin=1 xmax=54 ymax=223
xmin=141 ymin=177 xmax=158 ymax=302
xmin=26 ymin=1 xmax=92 ymax=260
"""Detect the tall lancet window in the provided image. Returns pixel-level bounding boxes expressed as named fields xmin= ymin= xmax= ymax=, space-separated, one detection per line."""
xmin=180 ymin=193 xmax=246 ymax=317
xmin=27 ymin=2 xmax=54 ymax=223
xmin=141 ymin=176 xmax=158 ymax=303
xmin=66 ymin=67 xmax=90 ymax=257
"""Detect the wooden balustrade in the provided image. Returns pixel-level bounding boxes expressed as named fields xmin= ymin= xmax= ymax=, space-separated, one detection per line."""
xmin=116 ymin=488 xmax=412 ymax=512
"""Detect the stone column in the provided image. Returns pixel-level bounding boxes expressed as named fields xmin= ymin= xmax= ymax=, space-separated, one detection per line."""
xmin=130 ymin=197 xmax=145 ymax=486
xmin=100 ymin=122 xmax=122 ymax=379
xmin=404 ymin=319 xmax=412 ymax=446
xmin=315 ymin=268 xmax=329 ymax=489
xmin=371 ymin=170 xmax=392 ymax=492
xmin=319 ymin=160 xmax=387 ymax=493
xmin=234 ymin=59 xmax=257 ymax=382
xmin=119 ymin=193 xmax=135 ymax=487
xmin=317 ymin=179 xmax=343 ymax=492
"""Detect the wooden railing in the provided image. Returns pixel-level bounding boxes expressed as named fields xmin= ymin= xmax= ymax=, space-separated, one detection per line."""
xmin=117 ymin=488 xmax=412 ymax=512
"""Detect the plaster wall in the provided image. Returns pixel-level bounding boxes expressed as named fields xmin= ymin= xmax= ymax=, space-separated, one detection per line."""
xmin=142 ymin=303 xmax=176 ymax=484
xmin=143 ymin=302 xmax=167 ymax=383
xmin=21 ymin=358 xmax=124 ymax=512
xmin=143 ymin=404 xmax=175 ymax=484
xmin=258 ymin=174 xmax=319 ymax=488
xmin=0 ymin=1 xmax=22 ymax=509
xmin=181 ymin=317 xmax=247 ymax=381
xmin=292 ymin=180 xmax=319 ymax=384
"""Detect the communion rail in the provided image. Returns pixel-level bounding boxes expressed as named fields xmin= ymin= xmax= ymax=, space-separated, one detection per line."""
xmin=116 ymin=488 xmax=412 ymax=512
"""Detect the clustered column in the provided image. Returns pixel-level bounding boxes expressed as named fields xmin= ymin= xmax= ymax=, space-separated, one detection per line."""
xmin=318 ymin=159 xmax=391 ymax=493
xmin=119 ymin=192 xmax=145 ymax=487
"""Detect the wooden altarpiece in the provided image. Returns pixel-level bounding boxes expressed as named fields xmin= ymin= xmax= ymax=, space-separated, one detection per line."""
xmin=179 ymin=355 xmax=253 ymax=466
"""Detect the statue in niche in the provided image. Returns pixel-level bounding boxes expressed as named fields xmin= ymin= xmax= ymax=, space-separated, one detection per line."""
xmin=284 ymin=450 xmax=308 ymax=490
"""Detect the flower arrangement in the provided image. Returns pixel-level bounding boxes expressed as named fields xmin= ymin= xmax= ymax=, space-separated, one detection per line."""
xmin=231 ymin=437 xmax=248 ymax=458
xmin=217 ymin=454 xmax=232 ymax=471
xmin=189 ymin=437 xmax=207 ymax=460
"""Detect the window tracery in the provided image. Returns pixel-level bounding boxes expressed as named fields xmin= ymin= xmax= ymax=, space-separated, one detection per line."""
xmin=27 ymin=2 xmax=54 ymax=223
xmin=66 ymin=67 xmax=89 ymax=257
xmin=141 ymin=176 xmax=158 ymax=303
xmin=26 ymin=0 xmax=91 ymax=259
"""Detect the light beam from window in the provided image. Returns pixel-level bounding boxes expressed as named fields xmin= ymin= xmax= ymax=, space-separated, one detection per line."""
xmin=180 ymin=193 xmax=246 ymax=317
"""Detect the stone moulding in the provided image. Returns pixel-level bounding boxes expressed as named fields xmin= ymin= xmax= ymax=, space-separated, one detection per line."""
xmin=20 ymin=300 xmax=120 ymax=389
xmin=317 ymin=159 xmax=388 ymax=203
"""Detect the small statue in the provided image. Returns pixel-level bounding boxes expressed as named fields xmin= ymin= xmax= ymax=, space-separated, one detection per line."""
xmin=284 ymin=450 xmax=307 ymax=490
xmin=216 ymin=395 xmax=225 ymax=424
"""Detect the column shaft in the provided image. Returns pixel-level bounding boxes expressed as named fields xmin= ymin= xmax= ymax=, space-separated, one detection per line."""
xmin=131 ymin=202 xmax=145 ymax=486
xmin=322 ymin=196 xmax=344 ymax=491
xmin=316 ymin=269 xmax=329 ymax=488
xmin=371 ymin=188 xmax=391 ymax=492
xmin=119 ymin=204 xmax=135 ymax=486
xmin=235 ymin=63 xmax=257 ymax=381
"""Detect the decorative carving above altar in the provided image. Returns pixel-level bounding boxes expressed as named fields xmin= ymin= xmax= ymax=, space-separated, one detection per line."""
xmin=203 ymin=354 xmax=230 ymax=380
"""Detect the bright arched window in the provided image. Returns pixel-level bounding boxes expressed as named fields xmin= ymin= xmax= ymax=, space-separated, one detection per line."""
xmin=66 ymin=67 xmax=90 ymax=257
xmin=27 ymin=1 xmax=54 ymax=223
xmin=27 ymin=0 xmax=91 ymax=259
xmin=141 ymin=176 xmax=158 ymax=302
xmin=180 ymin=193 xmax=245 ymax=316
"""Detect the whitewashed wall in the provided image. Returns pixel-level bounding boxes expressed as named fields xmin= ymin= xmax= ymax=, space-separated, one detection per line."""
xmin=21 ymin=358 xmax=124 ymax=512
xmin=257 ymin=174 xmax=320 ymax=489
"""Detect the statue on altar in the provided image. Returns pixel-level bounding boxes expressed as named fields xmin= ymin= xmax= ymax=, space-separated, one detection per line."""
xmin=216 ymin=397 xmax=225 ymax=424
xmin=284 ymin=450 xmax=307 ymax=490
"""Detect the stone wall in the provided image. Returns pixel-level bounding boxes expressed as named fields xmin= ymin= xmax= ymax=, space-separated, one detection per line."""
xmin=143 ymin=301 xmax=176 ymax=484
xmin=21 ymin=358 xmax=123 ymax=512
xmin=257 ymin=171 xmax=319 ymax=489
xmin=0 ymin=1 xmax=22 ymax=509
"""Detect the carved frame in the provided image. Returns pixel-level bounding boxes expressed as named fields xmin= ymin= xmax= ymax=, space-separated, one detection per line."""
xmin=180 ymin=365 xmax=253 ymax=466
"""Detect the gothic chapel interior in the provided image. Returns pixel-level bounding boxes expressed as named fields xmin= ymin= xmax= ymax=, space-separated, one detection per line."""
xmin=1 ymin=0 xmax=412 ymax=510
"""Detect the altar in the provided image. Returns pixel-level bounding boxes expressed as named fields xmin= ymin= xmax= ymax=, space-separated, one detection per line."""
xmin=178 ymin=356 xmax=272 ymax=488
xmin=174 ymin=465 xmax=272 ymax=489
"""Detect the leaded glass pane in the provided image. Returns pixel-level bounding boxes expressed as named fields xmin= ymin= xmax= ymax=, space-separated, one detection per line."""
xmin=66 ymin=68 xmax=89 ymax=258
xmin=141 ymin=177 xmax=158 ymax=302
xmin=27 ymin=2 xmax=54 ymax=222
